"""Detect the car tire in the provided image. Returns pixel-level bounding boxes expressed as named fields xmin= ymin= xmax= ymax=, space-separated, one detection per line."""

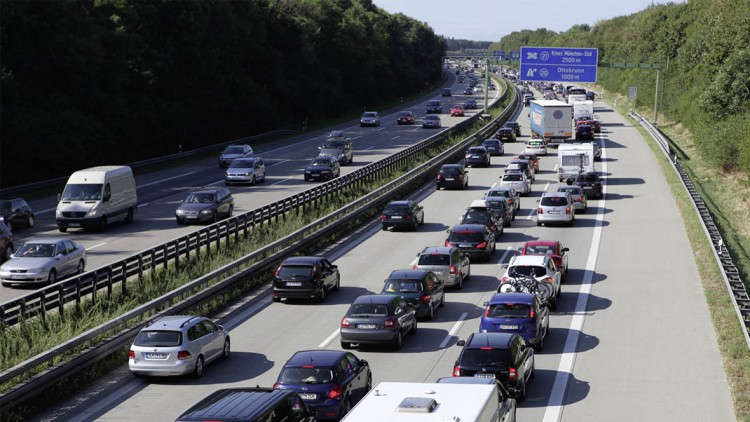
xmin=420 ymin=214 xmax=425 ymax=226
xmin=250 ymin=175 xmax=256 ymax=186
xmin=221 ymin=338 xmax=231 ymax=359
xmin=392 ymin=330 xmax=403 ymax=350
xmin=534 ymin=337 xmax=544 ymax=352
xmin=27 ymin=215 xmax=35 ymax=228
xmin=341 ymin=341 xmax=352 ymax=350
xmin=412 ymin=219 xmax=418 ymax=231
xmin=516 ymin=380 xmax=527 ymax=401
xmin=427 ymin=303 xmax=434 ymax=321
xmin=77 ymin=260 xmax=85 ymax=275
xmin=58 ymin=226 xmax=67 ymax=233
xmin=47 ymin=269 xmax=57 ymax=285
xmin=381 ymin=224 xmax=388 ymax=231
xmin=333 ymin=275 xmax=340 ymax=291
xmin=366 ymin=373 xmax=373 ymax=392
xmin=410 ymin=319 xmax=418 ymax=334
xmin=436 ymin=184 xmax=440 ymax=191
xmin=536 ymin=220 xmax=542 ymax=226
xmin=2 ymin=244 xmax=13 ymax=261
xmin=125 ymin=207 xmax=134 ymax=224
xmin=272 ymin=296 xmax=281 ymax=303
xmin=316 ymin=285 xmax=326 ymax=303
xmin=176 ymin=218 xmax=185 ymax=225
xmin=97 ymin=216 xmax=107 ymax=232
xmin=193 ymin=356 xmax=204 ymax=378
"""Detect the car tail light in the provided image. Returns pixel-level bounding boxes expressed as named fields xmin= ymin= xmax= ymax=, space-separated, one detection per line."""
xmin=419 ymin=295 xmax=430 ymax=304
xmin=413 ymin=264 xmax=418 ymax=270
xmin=340 ymin=318 xmax=351 ymax=328
xmin=538 ymin=207 xmax=543 ymax=214
xmin=453 ymin=365 xmax=462 ymax=377
xmin=476 ymin=242 xmax=487 ymax=249
xmin=273 ymin=382 xmax=281 ymax=389
xmin=177 ymin=350 xmax=191 ymax=360
xmin=384 ymin=318 xmax=396 ymax=329
xmin=437 ymin=174 xmax=443 ymax=182
xmin=530 ymin=309 xmax=536 ymax=318
xmin=449 ymin=265 xmax=458 ymax=275
xmin=406 ymin=215 xmax=412 ymax=221
xmin=274 ymin=265 xmax=282 ymax=277
xmin=445 ymin=241 xmax=454 ymax=247
xmin=509 ymin=367 xmax=518 ymax=381
xmin=483 ymin=308 xmax=490 ymax=317
xmin=565 ymin=207 xmax=571 ymax=214
xmin=380 ymin=215 xmax=386 ymax=220
xmin=458 ymin=174 xmax=464 ymax=181
xmin=545 ymin=277 xmax=554 ymax=284
xmin=310 ymin=266 xmax=317 ymax=279
xmin=328 ymin=384 xmax=344 ymax=399
xmin=501 ymin=276 xmax=509 ymax=282
xmin=578 ymin=196 xmax=583 ymax=201
xmin=128 ymin=350 xmax=135 ymax=359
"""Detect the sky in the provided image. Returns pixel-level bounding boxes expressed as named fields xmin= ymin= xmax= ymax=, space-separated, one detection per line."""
xmin=371 ymin=0 xmax=680 ymax=42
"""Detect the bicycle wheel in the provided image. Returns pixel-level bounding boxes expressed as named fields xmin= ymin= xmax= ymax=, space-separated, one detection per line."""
xmin=535 ymin=281 xmax=555 ymax=303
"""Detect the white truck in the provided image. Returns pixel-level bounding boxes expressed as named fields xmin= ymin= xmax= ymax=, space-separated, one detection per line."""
xmin=572 ymin=99 xmax=594 ymax=121
xmin=56 ymin=166 xmax=138 ymax=232
xmin=528 ymin=100 xmax=573 ymax=145
xmin=557 ymin=143 xmax=596 ymax=182
xmin=341 ymin=381 xmax=514 ymax=422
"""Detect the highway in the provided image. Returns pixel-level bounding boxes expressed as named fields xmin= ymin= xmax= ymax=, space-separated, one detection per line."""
xmin=34 ymin=85 xmax=736 ymax=421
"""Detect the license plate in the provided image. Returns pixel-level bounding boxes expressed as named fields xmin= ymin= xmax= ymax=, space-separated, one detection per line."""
xmin=10 ymin=274 xmax=25 ymax=279
xmin=299 ymin=393 xmax=316 ymax=400
xmin=549 ymin=210 xmax=560 ymax=214
xmin=358 ymin=324 xmax=377 ymax=329
xmin=445 ymin=178 xmax=455 ymax=181
xmin=459 ymin=244 xmax=471 ymax=248
xmin=499 ymin=325 xmax=519 ymax=330
xmin=286 ymin=281 xmax=302 ymax=287
xmin=433 ymin=270 xmax=443 ymax=275
xmin=145 ymin=353 xmax=168 ymax=359
xmin=69 ymin=223 xmax=80 ymax=227
xmin=474 ymin=373 xmax=495 ymax=379
xmin=186 ymin=216 xmax=198 ymax=219
xmin=390 ymin=216 xmax=402 ymax=219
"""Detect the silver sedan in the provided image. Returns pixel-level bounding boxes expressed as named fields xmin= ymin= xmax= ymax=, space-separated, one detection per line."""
xmin=0 ymin=238 xmax=86 ymax=287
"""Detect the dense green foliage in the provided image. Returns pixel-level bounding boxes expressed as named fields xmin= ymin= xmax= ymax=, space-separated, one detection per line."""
xmin=444 ymin=38 xmax=492 ymax=52
xmin=0 ymin=0 xmax=445 ymax=187
xmin=490 ymin=0 xmax=750 ymax=176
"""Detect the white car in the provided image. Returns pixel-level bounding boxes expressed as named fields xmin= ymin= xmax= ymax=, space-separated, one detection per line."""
xmin=360 ymin=111 xmax=381 ymax=127
xmin=224 ymin=157 xmax=266 ymax=185
xmin=500 ymin=255 xmax=561 ymax=309
xmin=537 ymin=192 xmax=575 ymax=226
xmin=525 ymin=140 xmax=547 ymax=156
xmin=0 ymin=238 xmax=86 ymax=287
xmin=500 ymin=171 xmax=531 ymax=196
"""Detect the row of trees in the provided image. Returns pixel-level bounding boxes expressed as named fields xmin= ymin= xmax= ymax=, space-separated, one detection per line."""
xmin=0 ymin=0 xmax=446 ymax=187
xmin=489 ymin=0 xmax=750 ymax=175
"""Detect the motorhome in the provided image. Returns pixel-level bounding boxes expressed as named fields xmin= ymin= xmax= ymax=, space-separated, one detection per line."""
xmin=557 ymin=143 xmax=596 ymax=182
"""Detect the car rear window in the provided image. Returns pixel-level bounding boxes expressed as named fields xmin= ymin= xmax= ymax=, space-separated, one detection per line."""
xmin=540 ymin=196 xmax=568 ymax=206
xmin=487 ymin=303 xmax=532 ymax=318
xmin=134 ymin=330 xmax=182 ymax=347
xmin=503 ymin=174 xmax=522 ymax=181
xmin=277 ymin=265 xmax=313 ymax=279
xmin=462 ymin=211 xmax=490 ymax=224
xmin=509 ymin=265 xmax=546 ymax=278
xmin=384 ymin=205 xmax=409 ymax=214
xmin=460 ymin=348 xmax=510 ymax=369
xmin=483 ymin=141 xmax=500 ymax=147
xmin=440 ymin=167 xmax=460 ymax=176
xmin=577 ymin=174 xmax=599 ymax=183
xmin=418 ymin=254 xmax=450 ymax=266
xmin=383 ymin=280 xmax=423 ymax=293
xmin=449 ymin=231 xmax=483 ymax=242
xmin=524 ymin=245 xmax=554 ymax=255
xmin=347 ymin=303 xmax=389 ymax=316
xmin=278 ymin=367 xmax=335 ymax=384
xmin=468 ymin=147 xmax=484 ymax=154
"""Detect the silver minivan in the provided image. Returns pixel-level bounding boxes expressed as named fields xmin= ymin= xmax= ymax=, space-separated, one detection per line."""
xmin=536 ymin=192 xmax=575 ymax=226
xmin=413 ymin=246 xmax=471 ymax=289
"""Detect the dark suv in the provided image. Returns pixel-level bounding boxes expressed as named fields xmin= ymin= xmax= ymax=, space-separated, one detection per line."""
xmin=464 ymin=146 xmax=491 ymax=168
xmin=274 ymin=350 xmax=371 ymax=420
xmin=381 ymin=200 xmax=424 ymax=231
xmin=504 ymin=121 xmax=521 ymax=137
xmin=381 ymin=269 xmax=445 ymax=320
xmin=460 ymin=202 xmax=503 ymax=235
xmin=445 ymin=224 xmax=496 ymax=261
xmin=426 ymin=100 xmax=443 ymax=113
xmin=273 ymin=256 xmax=340 ymax=303
xmin=175 ymin=187 xmax=234 ymax=225
xmin=176 ymin=387 xmax=314 ymax=422
xmin=453 ymin=332 xmax=535 ymax=400
xmin=436 ymin=164 xmax=469 ymax=190
xmin=571 ymin=171 xmax=603 ymax=199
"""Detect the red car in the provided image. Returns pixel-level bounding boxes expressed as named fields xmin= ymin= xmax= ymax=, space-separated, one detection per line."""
xmin=518 ymin=240 xmax=569 ymax=282
xmin=450 ymin=104 xmax=465 ymax=117
xmin=514 ymin=153 xmax=539 ymax=172
xmin=397 ymin=110 xmax=415 ymax=125
xmin=576 ymin=118 xmax=601 ymax=133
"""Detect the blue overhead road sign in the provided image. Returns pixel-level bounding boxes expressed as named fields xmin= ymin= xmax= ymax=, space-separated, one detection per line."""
xmin=520 ymin=46 xmax=598 ymax=82
xmin=493 ymin=50 xmax=506 ymax=59
xmin=510 ymin=51 xmax=520 ymax=61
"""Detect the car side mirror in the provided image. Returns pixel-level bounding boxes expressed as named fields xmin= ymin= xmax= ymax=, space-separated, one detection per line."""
xmin=318 ymin=146 xmax=322 ymax=150
xmin=562 ymin=248 xmax=569 ymax=252
xmin=57 ymin=193 xmax=62 ymax=202
xmin=218 ymin=325 xmax=225 ymax=331
xmin=360 ymin=359 xmax=369 ymax=366
xmin=483 ymin=301 xmax=489 ymax=306
xmin=456 ymin=340 xmax=466 ymax=346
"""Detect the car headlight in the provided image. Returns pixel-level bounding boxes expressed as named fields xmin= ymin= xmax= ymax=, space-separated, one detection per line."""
xmin=199 ymin=209 xmax=213 ymax=215
xmin=56 ymin=210 xmax=62 ymax=218
xmin=176 ymin=209 xmax=185 ymax=216
xmin=305 ymin=170 xmax=311 ymax=174
xmin=87 ymin=209 xmax=99 ymax=217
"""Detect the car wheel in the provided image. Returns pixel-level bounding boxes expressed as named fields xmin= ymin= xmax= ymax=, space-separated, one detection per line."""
xmin=250 ymin=175 xmax=256 ymax=186
xmin=48 ymin=269 xmax=57 ymax=285
xmin=410 ymin=319 xmax=418 ymax=334
xmin=366 ymin=373 xmax=373 ymax=392
xmin=536 ymin=220 xmax=542 ymax=226
xmin=339 ymin=397 xmax=352 ymax=419
xmin=534 ymin=336 xmax=544 ymax=352
xmin=193 ymin=356 xmax=204 ymax=378
xmin=341 ymin=341 xmax=352 ymax=350
xmin=77 ymin=260 xmax=85 ymax=275
xmin=333 ymin=275 xmax=340 ymax=291
xmin=427 ymin=303 xmax=434 ymax=321
xmin=176 ymin=218 xmax=185 ymax=225
xmin=58 ymin=226 xmax=67 ymax=233
xmin=317 ymin=285 xmax=326 ymax=303
xmin=272 ymin=296 xmax=281 ymax=303
xmin=392 ymin=330 xmax=403 ymax=350
xmin=221 ymin=338 xmax=231 ymax=359
xmin=436 ymin=184 xmax=440 ymax=190
xmin=420 ymin=214 xmax=425 ymax=225
xmin=97 ymin=216 xmax=107 ymax=232
xmin=412 ymin=219 xmax=418 ymax=231
xmin=125 ymin=207 xmax=134 ymax=224
xmin=304 ymin=176 xmax=309 ymax=182
xmin=2 ymin=244 xmax=13 ymax=261
xmin=516 ymin=380 xmax=527 ymax=401
xmin=456 ymin=276 xmax=463 ymax=290
xmin=27 ymin=215 xmax=35 ymax=228
xmin=381 ymin=224 xmax=388 ymax=231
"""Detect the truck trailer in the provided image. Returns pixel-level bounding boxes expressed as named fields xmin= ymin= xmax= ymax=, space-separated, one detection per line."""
xmin=529 ymin=100 xmax=573 ymax=145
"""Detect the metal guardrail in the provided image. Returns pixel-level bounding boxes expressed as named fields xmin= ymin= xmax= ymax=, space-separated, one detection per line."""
xmin=0 ymin=130 xmax=299 ymax=196
xmin=0 ymin=81 xmax=517 ymax=410
xmin=630 ymin=111 xmax=750 ymax=349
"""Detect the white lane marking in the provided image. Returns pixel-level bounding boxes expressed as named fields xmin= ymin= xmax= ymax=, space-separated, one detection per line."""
xmin=87 ymin=243 xmax=107 ymax=250
xmin=376 ymin=127 xmax=386 ymax=132
xmin=364 ymin=146 xmax=375 ymax=151
xmin=542 ymin=136 xmax=608 ymax=422
xmin=272 ymin=177 xmax=294 ymax=186
xmin=439 ymin=312 xmax=468 ymax=348
xmin=138 ymin=203 xmax=149 ymax=208
xmin=495 ymin=246 xmax=513 ymax=266
xmin=351 ymin=136 xmax=362 ymax=141
xmin=391 ymin=136 xmax=401 ymax=140
xmin=139 ymin=172 xmax=196 ymax=189
xmin=319 ymin=330 xmax=340 ymax=348
xmin=272 ymin=159 xmax=291 ymax=166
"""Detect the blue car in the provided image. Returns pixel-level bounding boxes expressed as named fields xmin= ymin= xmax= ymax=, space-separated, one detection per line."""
xmin=274 ymin=350 xmax=372 ymax=420
xmin=480 ymin=292 xmax=549 ymax=351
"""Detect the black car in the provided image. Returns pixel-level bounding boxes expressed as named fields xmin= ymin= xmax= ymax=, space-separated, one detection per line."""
xmin=454 ymin=332 xmax=535 ymax=400
xmin=175 ymin=187 xmax=234 ymax=225
xmin=0 ymin=198 xmax=34 ymax=229
xmin=463 ymin=87 xmax=474 ymax=95
xmin=381 ymin=200 xmax=424 ymax=231
xmin=570 ymin=171 xmax=603 ymax=199
xmin=340 ymin=294 xmax=418 ymax=350
xmin=445 ymin=223 xmax=496 ymax=261
xmin=304 ymin=155 xmax=341 ymax=181
xmin=381 ymin=269 xmax=445 ymax=320
xmin=496 ymin=128 xmax=516 ymax=143
xmin=464 ymin=98 xmax=478 ymax=109
xmin=176 ymin=388 xmax=315 ymax=422
xmin=484 ymin=198 xmax=513 ymax=228
xmin=274 ymin=350 xmax=371 ymax=420
xmin=504 ymin=121 xmax=522 ymax=137
xmin=575 ymin=124 xmax=595 ymax=141
xmin=442 ymin=88 xmax=452 ymax=97
xmin=436 ymin=164 xmax=469 ymax=190
xmin=464 ymin=146 xmax=491 ymax=168
xmin=585 ymin=90 xmax=596 ymax=100
xmin=481 ymin=139 xmax=504 ymax=156
xmin=460 ymin=203 xmax=503 ymax=235
xmin=272 ymin=256 xmax=340 ymax=302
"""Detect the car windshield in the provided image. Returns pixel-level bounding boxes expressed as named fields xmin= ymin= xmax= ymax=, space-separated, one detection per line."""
xmin=363 ymin=112 xmax=377 ymax=118
xmin=449 ymin=231 xmax=483 ymax=242
xmin=383 ymin=280 xmax=423 ymax=293
xmin=348 ymin=303 xmax=389 ymax=317
xmin=418 ymin=254 xmax=450 ymax=265
xmin=279 ymin=367 xmax=334 ymax=384
xmin=503 ymin=174 xmax=522 ymax=182
xmin=509 ymin=266 xmax=546 ymax=278
xmin=460 ymin=349 xmax=510 ymax=368
xmin=61 ymin=184 xmax=103 ymax=201
xmin=398 ymin=112 xmax=412 ymax=117
xmin=278 ymin=265 xmax=313 ymax=279
xmin=224 ymin=146 xmax=244 ymax=154
xmin=185 ymin=193 xmax=216 ymax=204
xmin=16 ymin=243 xmax=56 ymax=258
xmin=310 ymin=158 xmax=331 ymax=166
xmin=229 ymin=159 xmax=254 ymax=168
xmin=428 ymin=101 xmax=440 ymax=106
xmin=322 ymin=140 xmax=344 ymax=149
xmin=425 ymin=116 xmax=439 ymax=121
xmin=540 ymin=196 xmax=568 ymax=206
xmin=487 ymin=303 xmax=532 ymax=318
xmin=134 ymin=330 xmax=182 ymax=347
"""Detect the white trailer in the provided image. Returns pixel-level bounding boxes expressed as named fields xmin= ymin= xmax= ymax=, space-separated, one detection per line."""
xmin=557 ymin=143 xmax=595 ymax=182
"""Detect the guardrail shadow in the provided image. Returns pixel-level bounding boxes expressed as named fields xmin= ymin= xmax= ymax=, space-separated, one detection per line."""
xmin=417 ymin=222 xmax=451 ymax=233
xmin=601 ymin=192 xmax=633 ymax=201
xmin=521 ymin=369 xmax=590 ymax=408
xmin=452 ymin=274 xmax=500 ymax=295
xmin=542 ymin=327 xmax=600 ymax=355
xmin=605 ymin=177 xmax=644 ymax=186
xmin=561 ymin=269 xmax=608 ymax=286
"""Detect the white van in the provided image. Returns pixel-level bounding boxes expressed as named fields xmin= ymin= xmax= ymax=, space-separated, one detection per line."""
xmin=557 ymin=143 xmax=595 ymax=182
xmin=56 ymin=166 xmax=137 ymax=232
xmin=341 ymin=381 xmax=513 ymax=422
